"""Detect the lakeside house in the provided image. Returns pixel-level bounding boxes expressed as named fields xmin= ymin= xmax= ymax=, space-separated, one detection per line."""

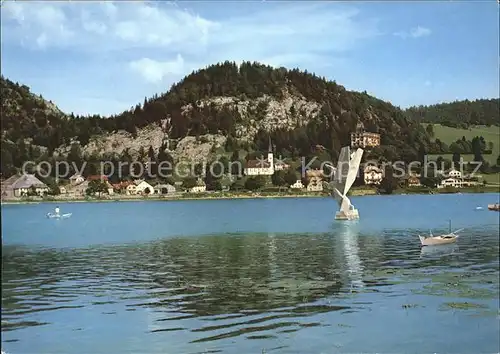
xmin=350 ymin=121 xmax=380 ymax=149
xmin=306 ymin=169 xmax=324 ymax=192
xmin=134 ymin=180 xmax=155 ymax=195
xmin=437 ymin=168 xmax=480 ymax=189
xmin=66 ymin=181 xmax=89 ymax=196
xmin=69 ymin=173 xmax=85 ymax=185
xmin=1 ymin=174 xmax=49 ymax=197
xmin=439 ymin=177 xmax=463 ymax=188
xmin=290 ymin=180 xmax=304 ymax=189
xmin=407 ymin=174 xmax=422 ymax=187
xmin=189 ymin=180 xmax=206 ymax=193
xmin=154 ymin=183 xmax=176 ymax=195
xmin=438 ymin=176 xmax=480 ymax=189
xmin=363 ymin=165 xmax=383 ymax=185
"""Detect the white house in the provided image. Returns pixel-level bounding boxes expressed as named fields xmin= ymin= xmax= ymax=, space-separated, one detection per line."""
xmin=126 ymin=184 xmax=137 ymax=195
xmin=189 ymin=180 xmax=206 ymax=193
xmin=439 ymin=178 xmax=462 ymax=189
xmin=155 ymin=183 xmax=176 ymax=195
xmin=69 ymin=173 xmax=85 ymax=185
xmin=290 ymin=180 xmax=304 ymax=189
xmin=134 ymin=180 xmax=155 ymax=195
xmin=364 ymin=165 xmax=383 ymax=185
xmin=447 ymin=168 xmax=462 ymax=178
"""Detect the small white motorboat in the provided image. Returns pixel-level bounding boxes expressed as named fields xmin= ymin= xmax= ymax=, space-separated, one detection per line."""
xmin=418 ymin=220 xmax=463 ymax=247
xmin=47 ymin=213 xmax=72 ymax=219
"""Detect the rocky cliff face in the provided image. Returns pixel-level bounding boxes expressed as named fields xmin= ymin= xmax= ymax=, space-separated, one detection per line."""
xmin=55 ymin=91 xmax=321 ymax=163
xmin=184 ymin=91 xmax=322 ymax=143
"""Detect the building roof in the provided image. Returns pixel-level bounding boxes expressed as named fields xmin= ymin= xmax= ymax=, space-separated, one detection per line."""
xmin=87 ymin=175 xmax=109 ymax=181
xmin=306 ymin=169 xmax=324 ymax=178
xmin=274 ymin=161 xmax=289 ymax=166
xmin=364 ymin=165 xmax=382 ymax=173
xmin=1 ymin=174 xmax=21 ymax=188
xmin=245 ymin=160 xmax=270 ymax=168
xmin=112 ymin=181 xmax=134 ymax=189
xmin=155 ymin=183 xmax=176 ymax=189
xmin=10 ymin=174 xmax=48 ymax=189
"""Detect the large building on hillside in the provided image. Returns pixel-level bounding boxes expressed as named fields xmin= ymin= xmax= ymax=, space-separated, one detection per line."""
xmin=350 ymin=122 xmax=380 ymax=149
xmin=244 ymin=138 xmax=289 ymax=176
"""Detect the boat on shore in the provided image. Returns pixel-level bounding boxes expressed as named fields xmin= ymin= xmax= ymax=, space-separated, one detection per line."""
xmin=487 ymin=203 xmax=499 ymax=211
xmin=418 ymin=220 xmax=463 ymax=247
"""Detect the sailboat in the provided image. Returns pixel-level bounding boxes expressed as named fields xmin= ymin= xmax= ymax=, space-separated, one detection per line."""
xmin=418 ymin=220 xmax=463 ymax=246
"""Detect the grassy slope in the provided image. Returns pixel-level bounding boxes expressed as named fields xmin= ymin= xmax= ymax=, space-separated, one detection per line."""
xmin=423 ymin=124 xmax=500 ymax=165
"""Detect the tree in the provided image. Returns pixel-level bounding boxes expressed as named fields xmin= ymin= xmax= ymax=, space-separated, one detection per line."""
xmin=425 ymin=124 xmax=434 ymax=137
xmin=231 ymin=178 xmax=245 ymax=191
xmin=378 ymin=165 xmax=398 ymax=194
xmin=245 ymin=176 xmax=266 ymax=190
xmin=0 ymin=147 xmax=15 ymax=176
xmin=68 ymin=143 xmax=83 ymax=169
xmin=86 ymin=179 xmax=109 ymax=197
xmin=182 ymin=177 xmax=197 ymax=190
xmin=471 ymin=136 xmax=484 ymax=162
xmin=452 ymin=152 xmax=461 ymax=169
xmin=284 ymin=170 xmax=298 ymax=186
xmin=271 ymin=170 xmax=286 ymax=187
xmin=436 ymin=156 xmax=444 ymax=170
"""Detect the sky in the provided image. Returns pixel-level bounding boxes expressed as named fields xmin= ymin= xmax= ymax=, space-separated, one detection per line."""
xmin=1 ymin=1 xmax=498 ymax=116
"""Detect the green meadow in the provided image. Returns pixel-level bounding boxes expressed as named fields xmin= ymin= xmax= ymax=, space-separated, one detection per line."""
xmin=423 ymin=124 xmax=500 ymax=165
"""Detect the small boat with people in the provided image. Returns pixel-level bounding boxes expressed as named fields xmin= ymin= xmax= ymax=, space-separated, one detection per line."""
xmin=418 ymin=220 xmax=463 ymax=247
xmin=46 ymin=206 xmax=72 ymax=219
xmin=487 ymin=203 xmax=500 ymax=211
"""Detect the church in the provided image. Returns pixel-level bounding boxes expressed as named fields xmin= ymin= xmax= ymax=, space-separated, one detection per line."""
xmin=244 ymin=138 xmax=288 ymax=176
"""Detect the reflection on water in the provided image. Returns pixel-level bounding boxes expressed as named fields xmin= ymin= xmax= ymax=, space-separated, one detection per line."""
xmin=420 ymin=244 xmax=459 ymax=258
xmin=2 ymin=225 xmax=499 ymax=353
xmin=336 ymin=221 xmax=364 ymax=290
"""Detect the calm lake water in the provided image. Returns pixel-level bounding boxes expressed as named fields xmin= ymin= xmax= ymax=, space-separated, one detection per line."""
xmin=2 ymin=193 xmax=499 ymax=354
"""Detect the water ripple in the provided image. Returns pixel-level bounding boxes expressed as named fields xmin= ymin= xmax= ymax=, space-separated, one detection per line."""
xmin=2 ymin=226 xmax=499 ymax=352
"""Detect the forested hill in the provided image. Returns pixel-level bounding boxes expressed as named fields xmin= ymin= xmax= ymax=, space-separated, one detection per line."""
xmin=1 ymin=61 xmax=440 ymax=177
xmin=405 ymin=98 xmax=500 ymax=128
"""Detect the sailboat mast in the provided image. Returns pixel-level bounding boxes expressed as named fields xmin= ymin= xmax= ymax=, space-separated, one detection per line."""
xmin=449 ymin=219 xmax=451 ymax=234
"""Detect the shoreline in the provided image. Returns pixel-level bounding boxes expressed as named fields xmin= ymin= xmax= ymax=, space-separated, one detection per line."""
xmin=1 ymin=186 xmax=499 ymax=205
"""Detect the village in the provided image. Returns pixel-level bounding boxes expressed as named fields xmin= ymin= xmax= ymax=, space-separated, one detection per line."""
xmin=0 ymin=123 xmax=485 ymax=202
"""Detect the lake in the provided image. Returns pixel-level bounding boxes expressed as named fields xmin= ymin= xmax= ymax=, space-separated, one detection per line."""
xmin=2 ymin=193 xmax=499 ymax=354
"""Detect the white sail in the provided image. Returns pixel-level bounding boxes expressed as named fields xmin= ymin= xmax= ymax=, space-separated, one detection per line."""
xmin=330 ymin=146 xmax=363 ymax=220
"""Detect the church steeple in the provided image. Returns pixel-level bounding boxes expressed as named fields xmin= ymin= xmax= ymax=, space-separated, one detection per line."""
xmin=267 ymin=136 xmax=274 ymax=167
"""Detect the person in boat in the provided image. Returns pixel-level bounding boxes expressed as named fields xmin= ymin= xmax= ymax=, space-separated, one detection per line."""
xmin=55 ymin=206 xmax=60 ymax=216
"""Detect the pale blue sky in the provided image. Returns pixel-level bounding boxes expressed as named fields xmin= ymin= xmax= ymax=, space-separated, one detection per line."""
xmin=1 ymin=1 xmax=498 ymax=116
